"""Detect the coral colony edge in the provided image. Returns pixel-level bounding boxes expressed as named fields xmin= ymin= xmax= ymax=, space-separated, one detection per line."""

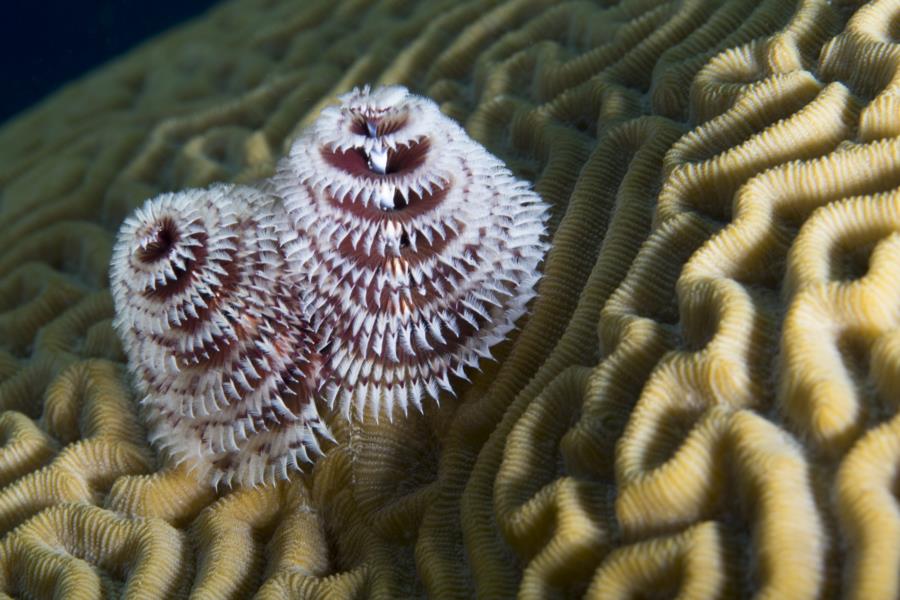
xmin=110 ymin=85 xmax=550 ymax=488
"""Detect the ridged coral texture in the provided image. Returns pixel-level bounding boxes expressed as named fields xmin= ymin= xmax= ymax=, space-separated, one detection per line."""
xmin=1 ymin=0 xmax=900 ymax=598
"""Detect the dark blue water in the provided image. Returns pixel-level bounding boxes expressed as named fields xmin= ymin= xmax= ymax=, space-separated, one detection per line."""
xmin=1 ymin=1 xmax=223 ymax=125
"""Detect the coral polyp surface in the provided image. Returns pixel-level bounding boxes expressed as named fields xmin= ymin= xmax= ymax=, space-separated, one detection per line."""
xmin=5 ymin=0 xmax=900 ymax=597
xmin=110 ymin=184 xmax=331 ymax=487
xmin=276 ymin=85 xmax=549 ymax=419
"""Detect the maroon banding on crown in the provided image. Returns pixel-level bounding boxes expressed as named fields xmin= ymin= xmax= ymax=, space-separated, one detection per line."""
xmin=136 ymin=217 xmax=179 ymax=263
xmin=141 ymin=231 xmax=211 ymax=302
xmin=325 ymin=183 xmax=450 ymax=221
xmin=321 ymin=138 xmax=430 ymax=179
xmin=349 ymin=114 xmax=408 ymax=137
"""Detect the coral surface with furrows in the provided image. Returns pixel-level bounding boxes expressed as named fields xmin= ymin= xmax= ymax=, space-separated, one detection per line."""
xmin=0 ymin=0 xmax=898 ymax=597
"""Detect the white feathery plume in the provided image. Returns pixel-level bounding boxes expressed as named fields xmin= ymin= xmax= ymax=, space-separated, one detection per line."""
xmin=274 ymin=85 xmax=549 ymax=421
xmin=110 ymin=184 xmax=332 ymax=488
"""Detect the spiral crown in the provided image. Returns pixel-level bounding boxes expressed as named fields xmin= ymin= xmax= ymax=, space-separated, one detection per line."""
xmin=110 ymin=184 xmax=332 ymax=487
xmin=276 ymin=85 xmax=549 ymax=420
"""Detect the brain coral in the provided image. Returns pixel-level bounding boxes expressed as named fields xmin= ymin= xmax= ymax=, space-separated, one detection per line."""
xmin=0 ymin=0 xmax=899 ymax=597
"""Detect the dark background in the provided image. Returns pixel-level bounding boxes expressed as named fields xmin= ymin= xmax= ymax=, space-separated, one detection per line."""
xmin=0 ymin=1 xmax=223 ymax=125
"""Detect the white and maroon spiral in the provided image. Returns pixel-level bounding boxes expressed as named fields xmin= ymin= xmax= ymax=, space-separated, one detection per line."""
xmin=110 ymin=184 xmax=333 ymax=487
xmin=275 ymin=85 xmax=549 ymax=421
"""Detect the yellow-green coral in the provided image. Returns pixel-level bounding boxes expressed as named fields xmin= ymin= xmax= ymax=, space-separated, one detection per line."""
xmin=1 ymin=0 xmax=900 ymax=597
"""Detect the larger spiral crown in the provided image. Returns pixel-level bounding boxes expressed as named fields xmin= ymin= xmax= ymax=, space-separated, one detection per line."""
xmin=276 ymin=85 xmax=549 ymax=420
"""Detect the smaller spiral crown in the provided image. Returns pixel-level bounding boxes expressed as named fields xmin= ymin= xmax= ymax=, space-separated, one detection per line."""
xmin=110 ymin=184 xmax=332 ymax=487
